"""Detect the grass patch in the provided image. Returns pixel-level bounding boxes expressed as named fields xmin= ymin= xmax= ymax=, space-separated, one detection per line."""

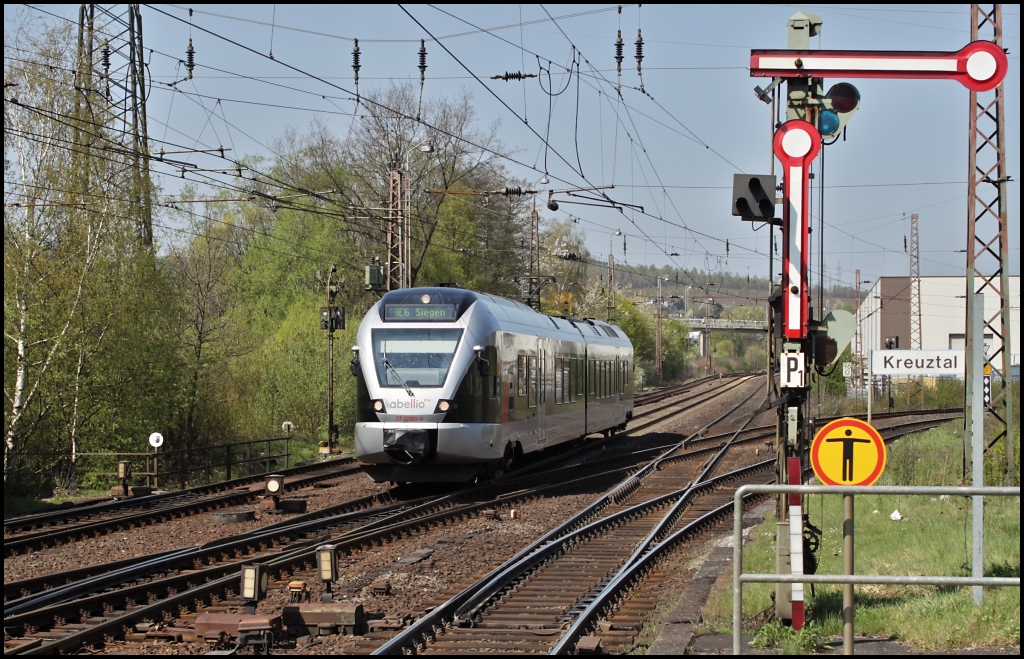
xmin=700 ymin=422 xmax=1020 ymax=651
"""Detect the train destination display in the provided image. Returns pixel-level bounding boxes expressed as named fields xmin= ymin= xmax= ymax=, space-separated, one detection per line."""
xmin=385 ymin=304 xmax=457 ymax=321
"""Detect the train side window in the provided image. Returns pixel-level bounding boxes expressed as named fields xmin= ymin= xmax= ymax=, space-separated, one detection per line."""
xmin=554 ymin=357 xmax=563 ymax=405
xmin=527 ymin=356 xmax=538 ymax=408
xmin=569 ymin=358 xmax=576 ymax=403
xmin=589 ymin=360 xmax=595 ymax=395
xmin=517 ymin=354 xmax=527 ymax=396
xmin=563 ymin=359 xmax=571 ymax=404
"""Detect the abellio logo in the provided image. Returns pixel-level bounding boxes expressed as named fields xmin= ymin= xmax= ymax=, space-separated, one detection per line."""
xmin=388 ymin=399 xmax=427 ymax=410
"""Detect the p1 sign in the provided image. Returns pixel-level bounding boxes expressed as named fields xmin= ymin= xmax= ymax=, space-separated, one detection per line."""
xmin=781 ymin=352 xmax=806 ymax=388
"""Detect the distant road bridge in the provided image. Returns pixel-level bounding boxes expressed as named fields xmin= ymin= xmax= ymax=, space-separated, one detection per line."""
xmin=670 ymin=317 xmax=768 ymax=357
xmin=671 ymin=317 xmax=768 ymax=334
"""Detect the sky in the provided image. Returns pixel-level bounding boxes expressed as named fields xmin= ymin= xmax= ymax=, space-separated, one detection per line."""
xmin=8 ymin=4 xmax=1021 ymax=293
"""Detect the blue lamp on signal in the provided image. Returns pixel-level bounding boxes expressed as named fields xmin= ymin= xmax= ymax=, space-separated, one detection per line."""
xmin=818 ymin=109 xmax=841 ymax=136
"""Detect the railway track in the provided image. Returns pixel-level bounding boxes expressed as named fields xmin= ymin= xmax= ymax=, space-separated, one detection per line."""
xmin=1 ymin=384 xmax=959 ymax=655
xmin=2 ymin=458 xmax=363 ymax=558
xmin=3 ymin=376 xmax=763 ymax=655
xmin=2 ymin=375 xmax=749 ymax=562
xmin=366 ymin=411 xmax=960 ymax=655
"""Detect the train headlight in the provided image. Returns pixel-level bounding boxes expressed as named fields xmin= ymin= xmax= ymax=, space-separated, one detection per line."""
xmin=372 ymin=400 xmax=384 ymax=412
xmin=435 ymin=400 xmax=452 ymax=413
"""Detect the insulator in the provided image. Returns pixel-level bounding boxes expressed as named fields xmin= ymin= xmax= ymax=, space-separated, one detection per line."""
xmin=614 ymin=30 xmax=624 ymax=73
xmin=501 ymin=186 xmax=523 ymax=196
xmin=101 ymin=41 xmax=111 ymax=75
xmin=491 ymin=71 xmax=533 ymax=81
xmin=635 ymin=30 xmax=644 ymax=74
xmin=418 ymin=39 xmax=427 ymax=78
xmin=352 ymin=39 xmax=361 ymax=83
xmin=185 ymin=39 xmax=195 ymax=79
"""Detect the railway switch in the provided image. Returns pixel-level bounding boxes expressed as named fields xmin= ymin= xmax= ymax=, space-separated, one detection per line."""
xmin=283 ymin=601 xmax=365 ymax=637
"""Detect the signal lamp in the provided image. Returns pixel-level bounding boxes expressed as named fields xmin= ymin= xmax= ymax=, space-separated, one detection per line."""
xmin=818 ymin=109 xmax=841 ymax=136
xmin=819 ymin=82 xmax=861 ymax=139
xmin=240 ymin=564 xmax=268 ymax=613
xmin=265 ymin=474 xmax=285 ymax=495
xmin=827 ymin=82 xmax=860 ymax=113
xmin=317 ymin=544 xmax=337 ymax=602
xmin=117 ymin=460 xmax=132 ymax=480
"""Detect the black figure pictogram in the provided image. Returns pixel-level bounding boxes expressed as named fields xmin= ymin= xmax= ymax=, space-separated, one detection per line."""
xmin=825 ymin=428 xmax=872 ymax=482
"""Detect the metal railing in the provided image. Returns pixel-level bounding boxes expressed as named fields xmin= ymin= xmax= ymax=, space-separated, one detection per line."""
xmin=732 ymin=484 xmax=1020 ymax=655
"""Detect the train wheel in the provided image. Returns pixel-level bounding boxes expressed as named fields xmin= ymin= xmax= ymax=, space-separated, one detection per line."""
xmin=500 ymin=443 xmax=517 ymax=474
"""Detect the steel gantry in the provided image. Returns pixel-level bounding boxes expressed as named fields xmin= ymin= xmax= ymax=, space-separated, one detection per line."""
xmin=965 ymin=4 xmax=1013 ymax=484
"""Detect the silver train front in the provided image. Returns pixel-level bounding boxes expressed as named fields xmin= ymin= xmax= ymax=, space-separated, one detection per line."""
xmin=352 ymin=287 xmax=633 ymax=483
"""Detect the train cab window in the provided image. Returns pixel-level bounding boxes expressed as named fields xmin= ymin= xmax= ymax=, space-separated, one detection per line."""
xmin=527 ymin=356 xmax=538 ymax=408
xmin=371 ymin=328 xmax=463 ymax=388
xmin=517 ymin=354 xmax=527 ymax=396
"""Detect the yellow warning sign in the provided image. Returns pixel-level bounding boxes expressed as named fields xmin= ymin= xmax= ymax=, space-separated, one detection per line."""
xmin=811 ymin=418 xmax=886 ymax=486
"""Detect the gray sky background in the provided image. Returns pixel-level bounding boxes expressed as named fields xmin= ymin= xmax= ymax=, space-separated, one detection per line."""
xmin=10 ymin=4 xmax=1021 ymax=290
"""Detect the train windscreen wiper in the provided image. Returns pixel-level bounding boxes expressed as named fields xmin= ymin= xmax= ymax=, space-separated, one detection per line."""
xmin=382 ymin=342 xmax=415 ymax=397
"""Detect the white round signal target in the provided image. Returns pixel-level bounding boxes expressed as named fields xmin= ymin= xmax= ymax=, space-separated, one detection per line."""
xmin=148 ymin=432 xmax=164 ymax=448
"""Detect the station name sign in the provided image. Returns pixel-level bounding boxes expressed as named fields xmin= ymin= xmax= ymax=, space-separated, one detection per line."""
xmin=871 ymin=349 xmax=964 ymax=376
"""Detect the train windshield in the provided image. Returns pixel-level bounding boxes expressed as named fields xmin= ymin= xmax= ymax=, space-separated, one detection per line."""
xmin=371 ymin=328 xmax=464 ymax=388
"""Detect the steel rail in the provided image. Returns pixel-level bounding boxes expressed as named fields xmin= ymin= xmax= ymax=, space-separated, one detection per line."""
xmin=372 ymin=382 xmax=768 ymax=654
xmin=550 ymin=414 xmax=964 ymax=654
xmin=3 ymin=461 xmax=362 ymax=557
xmin=3 ymin=457 xmax=357 ymax=534
xmin=552 ymin=489 xmax=771 ymax=654
xmin=4 ymin=461 xmax=645 ymax=653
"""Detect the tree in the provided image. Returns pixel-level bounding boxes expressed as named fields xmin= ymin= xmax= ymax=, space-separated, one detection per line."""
xmin=4 ymin=15 xmax=171 ymax=489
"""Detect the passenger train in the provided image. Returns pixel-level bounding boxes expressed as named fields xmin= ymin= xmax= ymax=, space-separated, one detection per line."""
xmin=351 ymin=287 xmax=634 ymax=483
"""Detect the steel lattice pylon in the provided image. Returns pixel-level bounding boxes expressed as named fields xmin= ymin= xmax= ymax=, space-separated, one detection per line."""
xmin=909 ymin=213 xmax=924 ymax=407
xmin=386 ymin=171 xmax=403 ymax=291
xmin=77 ymin=4 xmax=153 ymax=244
xmin=965 ymin=4 xmax=1013 ymax=483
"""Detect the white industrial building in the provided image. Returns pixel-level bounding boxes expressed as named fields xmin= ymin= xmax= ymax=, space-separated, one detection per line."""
xmin=855 ymin=276 xmax=1020 ymax=378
